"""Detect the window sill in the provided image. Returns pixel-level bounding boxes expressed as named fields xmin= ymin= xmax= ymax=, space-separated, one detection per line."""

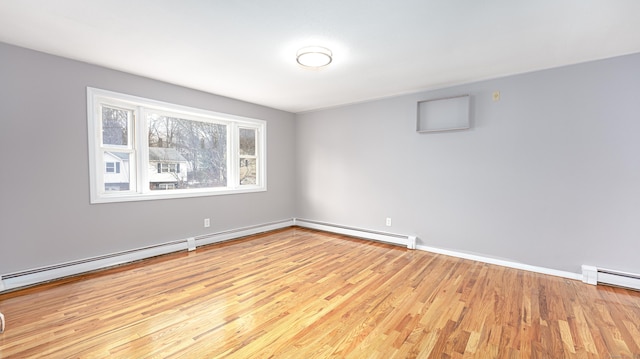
xmin=90 ymin=185 xmax=267 ymax=204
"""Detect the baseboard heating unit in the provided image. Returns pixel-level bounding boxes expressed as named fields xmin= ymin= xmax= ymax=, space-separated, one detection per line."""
xmin=582 ymin=265 xmax=640 ymax=291
xmin=294 ymin=218 xmax=417 ymax=249
xmin=0 ymin=219 xmax=294 ymax=293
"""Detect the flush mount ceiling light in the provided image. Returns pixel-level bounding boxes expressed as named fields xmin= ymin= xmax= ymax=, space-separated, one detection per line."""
xmin=296 ymin=46 xmax=332 ymax=68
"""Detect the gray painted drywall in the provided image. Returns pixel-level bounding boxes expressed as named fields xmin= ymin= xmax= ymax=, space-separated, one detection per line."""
xmin=0 ymin=42 xmax=296 ymax=274
xmin=2 ymin=40 xmax=639 ymax=278
xmin=296 ymin=53 xmax=640 ymax=274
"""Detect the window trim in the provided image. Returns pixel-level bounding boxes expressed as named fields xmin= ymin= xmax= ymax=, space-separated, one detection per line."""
xmin=87 ymin=87 xmax=266 ymax=204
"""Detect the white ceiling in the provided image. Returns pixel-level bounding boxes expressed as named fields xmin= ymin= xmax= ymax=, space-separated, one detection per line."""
xmin=1 ymin=1 xmax=639 ymax=113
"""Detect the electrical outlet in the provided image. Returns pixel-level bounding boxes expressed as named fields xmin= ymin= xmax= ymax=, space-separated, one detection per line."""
xmin=385 ymin=217 xmax=392 ymax=227
xmin=204 ymin=218 xmax=210 ymax=228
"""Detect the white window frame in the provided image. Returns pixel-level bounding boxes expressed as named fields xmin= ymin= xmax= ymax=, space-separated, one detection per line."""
xmin=87 ymin=87 xmax=266 ymax=204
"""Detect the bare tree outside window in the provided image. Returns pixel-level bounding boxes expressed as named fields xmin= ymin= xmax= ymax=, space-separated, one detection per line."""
xmin=102 ymin=106 xmax=129 ymax=146
xmin=148 ymin=114 xmax=227 ymax=189
xmin=239 ymin=128 xmax=257 ymax=185
xmin=239 ymin=128 xmax=256 ymax=156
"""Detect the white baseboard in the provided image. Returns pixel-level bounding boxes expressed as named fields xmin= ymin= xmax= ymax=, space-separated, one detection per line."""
xmin=294 ymin=218 xmax=417 ymax=249
xmin=0 ymin=219 xmax=293 ymax=293
xmin=4 ymin=218 xmax=621 ymax=293
xmin=297 ymin=221 xmax=639 ymax=287
xmin=416 ymin=244 xmax=582 ymax=281
xmin=294 ymin=219 xmax=581 ymax=280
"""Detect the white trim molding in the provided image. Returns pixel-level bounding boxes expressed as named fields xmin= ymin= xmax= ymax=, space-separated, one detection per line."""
xmin=294 ymin=219 xmax=582 ymax=281
xmin=5 ymin=218 xmax=626 ymax=294
xmin=0 ymin=219 xmax=293 ymax=293
xmin=416 ymin=244 xmax=583 ymax=281
xmin=294 ymin=218 xmax=417 ymax=249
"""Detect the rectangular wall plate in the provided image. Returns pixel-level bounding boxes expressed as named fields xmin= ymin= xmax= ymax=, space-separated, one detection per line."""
xmin=417 ymin=95 xmax=470 ymax=133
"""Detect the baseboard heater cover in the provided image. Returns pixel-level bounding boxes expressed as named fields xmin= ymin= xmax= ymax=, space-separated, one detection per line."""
xmin=295 ymin=220 xmax=589 ymax=282
xmin=294 ymin=218 xmax=417 ymax=249
xmin=0 ymin=240 xmax=188 ymax=293
xmin=582 ymin=265 xmax=640 ymax=290
xmin=195 ymin=219 xmax=295 ymax=247
xmin=0 ymin=219 xmax=294 ymax=293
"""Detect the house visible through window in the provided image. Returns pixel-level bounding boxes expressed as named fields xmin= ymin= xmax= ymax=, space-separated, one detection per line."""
xmin=87 ymin=87 xmax=266 ymax=203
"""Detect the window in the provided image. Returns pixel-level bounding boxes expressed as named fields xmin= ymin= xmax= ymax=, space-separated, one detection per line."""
xmin=105 ymin=162 xmax=121 ymax=173
xmin=158 ymin=163 xmax=179 ymax=173
xmin=87 ymin=87 xmax=266 ymax=203
xmin=239 ymin=128 xmax=257 ymax=185
xmin=157 ymin=183 xmax=176 ymax=190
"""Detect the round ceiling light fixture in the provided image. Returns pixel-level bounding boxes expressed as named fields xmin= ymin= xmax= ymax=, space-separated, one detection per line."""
xmin=296 ymin=46 xmax=332 ymax=68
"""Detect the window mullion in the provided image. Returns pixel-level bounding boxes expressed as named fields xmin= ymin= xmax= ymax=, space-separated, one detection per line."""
xmin=138 ymin=107 xmax=150 ymax=194
xmin=96 ymin=150 xmax=107 ymax=194
xmin=228 ymin=122 xmax=239 ymax=189
xmin=259 ymin=127 xmax=264 ymax=186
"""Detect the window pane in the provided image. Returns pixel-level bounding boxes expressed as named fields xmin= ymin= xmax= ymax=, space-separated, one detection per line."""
xmin=103 ymin=152 xmax=130 ymax=191
xmin=239 ymin=158 xmax=256 ymax=185
xmin=239 ymin=128 xmax=256 ymax=156
xmin=102 ymin=106 xmax=129 ymax=146
xmin=148 ymin=114 xmax=227 ymax=190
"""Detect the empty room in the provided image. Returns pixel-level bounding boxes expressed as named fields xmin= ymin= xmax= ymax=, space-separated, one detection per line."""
xmin=1 ymin=1 xmax=640 ymax=358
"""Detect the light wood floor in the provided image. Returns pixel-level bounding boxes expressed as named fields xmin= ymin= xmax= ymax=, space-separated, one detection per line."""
xmin=1 ymin=227 xmax=639 ymax=358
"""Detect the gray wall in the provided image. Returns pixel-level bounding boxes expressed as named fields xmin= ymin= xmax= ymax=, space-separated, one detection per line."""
xmin=2 ymin=40 xmax=639 ymax=278
xmin=0 ymin=43 xmax=296 ymax=274
xmin=296 ymin=53 xmax=640 ymax=274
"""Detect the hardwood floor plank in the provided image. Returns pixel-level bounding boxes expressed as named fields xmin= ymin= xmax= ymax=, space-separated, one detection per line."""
xmin=1 ymin=227 xmax=640 ymax=358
